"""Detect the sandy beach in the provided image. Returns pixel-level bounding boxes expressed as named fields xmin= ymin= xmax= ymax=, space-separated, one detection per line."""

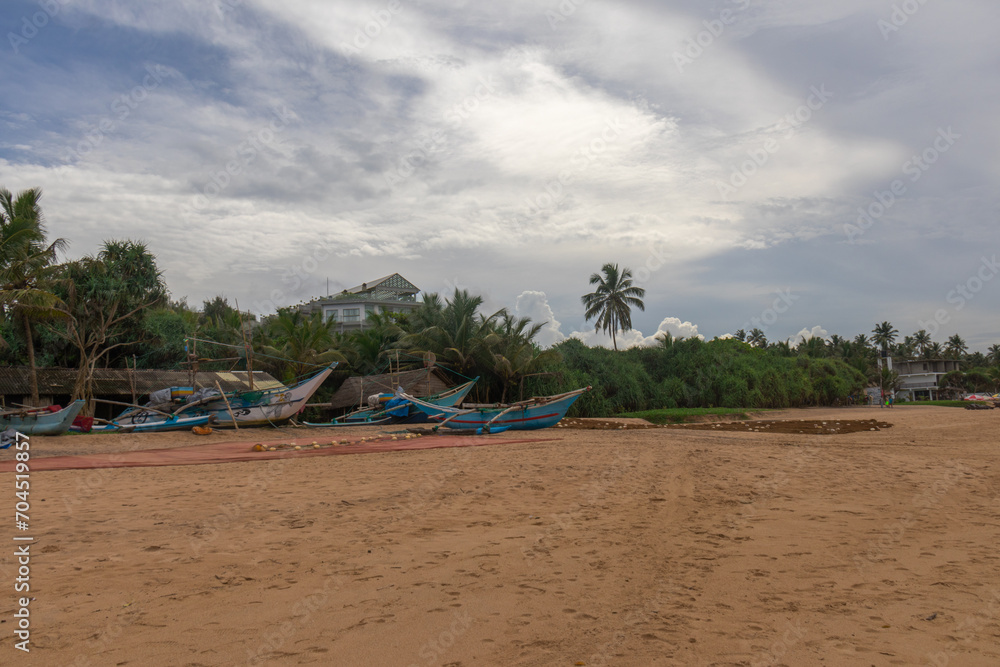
xmin=2 ymin=405 xmax=998 ymax=666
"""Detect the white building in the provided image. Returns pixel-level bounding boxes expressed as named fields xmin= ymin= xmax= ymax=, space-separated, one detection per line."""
xmin=297 ymin=273 xmax=420 ymax=332
xmin=894 ymin=359 xmax=961 ymax=400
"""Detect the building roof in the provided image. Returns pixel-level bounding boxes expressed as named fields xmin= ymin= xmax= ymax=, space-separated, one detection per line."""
xmin=325 ymin=367 xmax=453 ymax=410
xmin=327 ymin=273 xmax=419 ymax=302
xmin=0 ymin=367 xmax=283 ymax=399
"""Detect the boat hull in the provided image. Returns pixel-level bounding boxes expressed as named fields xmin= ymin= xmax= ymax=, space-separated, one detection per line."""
xmin=115 ymin=365 xmax=336 ymax=429
xmin=0 ymin=400 xmax=86 ymax=436
xmin=406 ymin=388 xmax=588 ymax=431
xmin=90 ymin=414 xmax=214 ymax=433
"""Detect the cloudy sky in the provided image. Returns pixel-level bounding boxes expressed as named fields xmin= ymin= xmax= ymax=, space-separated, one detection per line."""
xmin=1 ymin=0 xmax=997 ymax=350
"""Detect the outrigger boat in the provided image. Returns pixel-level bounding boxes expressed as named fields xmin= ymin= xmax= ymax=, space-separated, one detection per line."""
xmin=304 ymin=377 xmax=478 ymax=427
xmin=396 ymin=386 xmax=591 ymax=433
xmin=0 ymin=400 xmax=86 ymax=436
xmin=110 ymin=363 xmax=338 ymax=429
xmin=90 ymin=413 xmax=216 ymax=433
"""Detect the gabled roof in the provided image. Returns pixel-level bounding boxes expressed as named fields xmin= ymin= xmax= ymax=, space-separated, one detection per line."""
xmin=332 ymin=273 xmax=419 ymax=300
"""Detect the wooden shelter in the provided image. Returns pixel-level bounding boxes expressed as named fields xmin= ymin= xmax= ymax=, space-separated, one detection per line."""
xmin=322 ymin=367 xmax=455 ymax=411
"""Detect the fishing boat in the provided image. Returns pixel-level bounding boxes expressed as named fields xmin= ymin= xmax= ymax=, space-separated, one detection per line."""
xmin=397 ymin=386 xmax=591 ymax=432
xmin=90 ymin=413 xmax=216 ymax=433
xmin=0 ymin=400 xmax=86 ymax=436
xmin=304 ymin=377 xmax=478 ymax=427
xmin=113 ymin=363 xmax=338 ymax=428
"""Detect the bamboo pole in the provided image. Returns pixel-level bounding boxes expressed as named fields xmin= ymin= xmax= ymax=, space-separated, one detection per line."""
xmin=91 ymin=399 xmax=174 ymax=419
xmin=215 ymin=380 xmax=239 ymax=431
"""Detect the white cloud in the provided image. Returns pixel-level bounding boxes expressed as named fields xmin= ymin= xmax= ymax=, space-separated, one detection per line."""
xmin=515 ymin=291 xmax=703 ymax=349
xmin=514 ymin=290 xmax=565 ymax=349
xmin=790 ymin=326 xmax=829 ymax=346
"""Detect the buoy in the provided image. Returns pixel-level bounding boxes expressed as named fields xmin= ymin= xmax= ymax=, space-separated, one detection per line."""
xmin=268 ymin=447 xmax=276 ymax=451
xmin=294 ymin=445 xmax=301 ymax=450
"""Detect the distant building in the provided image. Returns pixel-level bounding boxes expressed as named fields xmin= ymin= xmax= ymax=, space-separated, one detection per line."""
xmin=297 ymin=273 xmax=420 ymax=332
xmin=894 ymin=359 xmax=961 ymax=400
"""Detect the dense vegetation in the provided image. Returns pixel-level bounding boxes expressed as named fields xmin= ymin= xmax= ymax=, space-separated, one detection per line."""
xmin=3 ymin=187 xmax=999 ymax=417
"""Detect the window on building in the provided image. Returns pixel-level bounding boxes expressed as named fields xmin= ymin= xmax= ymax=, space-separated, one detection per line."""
xmin=922 ymin=363 xmax=928 ymax=371
xmin=343 ymin=308 xmax=360 ymax=323
xmin=325 ymin=309 xmax=338 ymax=322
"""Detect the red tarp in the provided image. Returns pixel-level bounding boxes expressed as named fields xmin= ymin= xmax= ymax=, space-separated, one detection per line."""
xmin=0 ymin=435 xmax=559 ymax=472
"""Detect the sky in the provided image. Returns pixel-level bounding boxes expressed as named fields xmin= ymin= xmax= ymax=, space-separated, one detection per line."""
xmin=1 ymin=0 xmax=998 ymax=351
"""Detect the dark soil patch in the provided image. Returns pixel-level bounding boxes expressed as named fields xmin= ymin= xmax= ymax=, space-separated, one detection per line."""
xmin=558 ymin=418 xmax=893 ymax=435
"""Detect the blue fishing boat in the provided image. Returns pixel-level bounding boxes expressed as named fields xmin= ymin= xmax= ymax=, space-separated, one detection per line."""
xmin=0 ymin=400 xmax=86 ymax=436
xmin=397 ymin=387 xmax=590 ymax=432
xmin=90 ymin=413 xmax=216 ymax=433
xmin=304 ymin=377 xmax=478 ymax=427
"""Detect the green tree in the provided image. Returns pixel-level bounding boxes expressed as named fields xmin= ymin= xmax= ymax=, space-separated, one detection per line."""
xmin=923 ymin=341 xmax=944 ymax=360
xmin=945 ymin=334 xmax=968 ymax=360
xmin=581 ymin=263 xmax=645 ymax=351
xmin=747 ymin=328 xmax=767 ymax=348
xmin=50 ymin=240 xmax=166 ymax=408
xmin=988 ymin=343 xmax=1000 ymax=366
xmin=912 ymin=329 xmax=932 ymax=356
xmin=871 ymin=321 xmax=898 ymax=356
xmin=0 ymin=187 xmax=68 ymax=404
xmin=258 ymin=309 xmax=344 ymax=382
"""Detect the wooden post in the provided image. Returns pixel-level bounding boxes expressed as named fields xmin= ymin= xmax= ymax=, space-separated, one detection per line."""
xmin=215 ymin=380 xmax=239 ymax=431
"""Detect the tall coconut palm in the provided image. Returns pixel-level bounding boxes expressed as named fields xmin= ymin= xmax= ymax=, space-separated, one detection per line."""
xmin=913 ymin=329 xmax=932 ymax=355
xmin=945 ymin=334 xmax=968 ymax=360
xmin=871 ymin=321 xmax=898 ymax=356
xmin=747 ymin=328 xmax=767 ymax=348
xmin=581 ymin=263 xmax=645 ymax=351
xmin=0 ymin=187 xmax=68 ymax=405
xmin=987 ymin=343 xmax=1000 ymax=366
xmin=923 ymin=341 xmax=944 ymax=360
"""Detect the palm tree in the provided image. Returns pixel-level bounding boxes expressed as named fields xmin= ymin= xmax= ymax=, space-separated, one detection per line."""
xmin=0 ymin=187 xmax=68 ymax=405
xmin=853 ymin=333 xmax=871 ymax=349
xmin=733 ymin=329 xmax=747 ymax=342
xmin=987 ymin=344 xmax=1000 ymax=366
xmin=871 ymin=321 xmax=898 ymax=356
xmin=581 ymin=263 xmax=645 ymax=351
xmin=485 ymin=312 xmax=560 ymax=402
xmin=945 ymin=334 xmax=968 ymax=360
xmin=747 ymin=328 xmax=767 ymax=348
xmin=913 ymin=329 xmax=932 ymax=355
xmin=259 ymin=309 xmax=344 ymax=381
xmin=923 ymin=341 xmax=944 ymax=360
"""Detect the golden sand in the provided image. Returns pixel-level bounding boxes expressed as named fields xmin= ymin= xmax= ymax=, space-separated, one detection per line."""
xmin=2 ymin=405 xmax=998 ymax=665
